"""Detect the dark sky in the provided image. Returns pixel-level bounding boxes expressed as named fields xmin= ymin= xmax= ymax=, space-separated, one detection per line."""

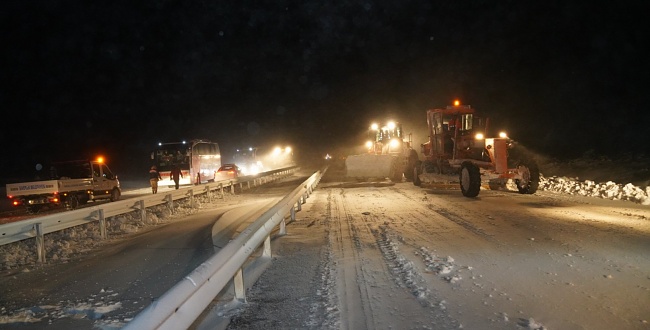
xmin=1 ymin=1 xmax=648 ymax=179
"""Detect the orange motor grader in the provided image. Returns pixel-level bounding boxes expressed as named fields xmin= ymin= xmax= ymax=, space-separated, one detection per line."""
xmin=413 ymin=101 xmax=539 ymax=197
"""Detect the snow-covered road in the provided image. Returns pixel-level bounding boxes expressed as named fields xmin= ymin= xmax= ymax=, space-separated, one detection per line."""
xmin=228 ymin=179 xmax=650 ymax=330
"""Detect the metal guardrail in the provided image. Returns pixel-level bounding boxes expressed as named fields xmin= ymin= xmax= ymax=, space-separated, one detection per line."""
xmin=0 ymin=167 xmax=299 ymax=261
xmin=122 ymin=167 xmax=327 ymax=330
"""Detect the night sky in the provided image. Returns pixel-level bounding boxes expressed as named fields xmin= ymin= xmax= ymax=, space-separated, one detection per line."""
xmin=1 ymin=1 xmax=648 ymax=180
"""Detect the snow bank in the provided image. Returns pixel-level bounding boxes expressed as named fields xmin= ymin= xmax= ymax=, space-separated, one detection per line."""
xmin=538 ymin=174 xmax=650 ymax=205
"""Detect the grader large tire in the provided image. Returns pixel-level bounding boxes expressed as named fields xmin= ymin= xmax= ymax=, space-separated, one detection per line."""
xmin=413 ymin=160 xmax=422 ymax=186
xmin=390 ymin=158 xmax=403 ymax=182
xmin=403 ymin=150 xmax=418 ymax=182
xmin=460 ymin=161 xmax=481 ymax=197
xmin=515 ymin=158 xmax=540 ymax=194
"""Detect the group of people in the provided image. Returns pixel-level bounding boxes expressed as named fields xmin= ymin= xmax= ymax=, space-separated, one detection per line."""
xmin=148 ymin=165 xmax=183 ymax=194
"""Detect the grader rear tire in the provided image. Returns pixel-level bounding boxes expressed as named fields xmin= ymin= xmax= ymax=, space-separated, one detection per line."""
xmin=413 ymin=160 xmax=422 ymax=186
xmin=404 ymin=150 xmax=418 ymax=182
xmin=460 ymin=161 xmax=481 ymax=197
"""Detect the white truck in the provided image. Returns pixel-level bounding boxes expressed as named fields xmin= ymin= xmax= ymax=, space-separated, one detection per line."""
xmin=6 ymin=158 xmax=121 ymax=213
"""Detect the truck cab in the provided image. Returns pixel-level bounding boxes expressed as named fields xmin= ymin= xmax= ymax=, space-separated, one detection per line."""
xmin=89 ymin=161 xmax=120 ymax=200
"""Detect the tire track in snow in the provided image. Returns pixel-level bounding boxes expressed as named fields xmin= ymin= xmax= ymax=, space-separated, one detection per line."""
xmin=388 ymin=186 xmax=498 ymax=244
xmin=306 ymin=190 xmax=339 ymax=329
xmin=344 ymin=187 xmax=462 ymax=328
xmin=327 ymin=186 xmax=460 ymax=329
xmin=326 ymin=189 xmax=374 ymax=329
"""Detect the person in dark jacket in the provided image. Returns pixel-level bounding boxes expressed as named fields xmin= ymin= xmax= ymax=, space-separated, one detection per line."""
xmin=149 ymin=166 xmax=162 ymax=194
xmin=170 ymin=165 xmax=183 ymax=190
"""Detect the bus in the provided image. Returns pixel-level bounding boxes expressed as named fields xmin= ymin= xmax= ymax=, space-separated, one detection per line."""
xmin=151 ymin=139 xmax=221 ymax=186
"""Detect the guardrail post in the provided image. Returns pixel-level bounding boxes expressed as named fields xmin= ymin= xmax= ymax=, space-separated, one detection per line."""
xmin=239 ymin=182 xmax=243 ymax=192
xmin=279 ymin=217 xmax=287 ymax=236
xmin=189 ymin=189 xmax=194 ymax=207
xmin=290 ymin=206 xmax=296 ymax=221
xmin=263 ymin=235 xmax=271 ymax=257
xmin=234 ymin=268 xmax=246 ymax=302
xmin=230 ymin=182 xmax=235 ymax=194
xmin=34 ymin=223 xmax=45 ymax=263
xmin=98 ymin=209 xmax=107 ymax=239
xmin=139 ymin=200 xmax=146 ymax=223
xmin=247 ymin=181 xmax=250 ymax=190
xmin=166 ymin=194 xmax=174 ymax=214
xmin=296 ymin=199 xmax=302 ymax=211
xmin=206 ymin=185 xmax=212 ymax=203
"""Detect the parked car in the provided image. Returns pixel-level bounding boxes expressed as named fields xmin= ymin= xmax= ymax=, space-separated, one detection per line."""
xmin=216 ymin=163 xmax=242 ymax=179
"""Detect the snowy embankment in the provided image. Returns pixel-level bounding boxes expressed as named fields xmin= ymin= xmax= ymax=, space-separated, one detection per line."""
xmin=538 ymin=174 xmax=650 ymax=205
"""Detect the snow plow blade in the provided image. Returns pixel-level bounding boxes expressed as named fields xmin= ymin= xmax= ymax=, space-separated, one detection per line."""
xmin=345 ymin=154 xmax=396 ymax=179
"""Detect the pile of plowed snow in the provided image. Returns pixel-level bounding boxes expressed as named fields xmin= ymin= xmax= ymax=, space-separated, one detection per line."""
xmin=539 ymin=174 xmax=650 ymax=205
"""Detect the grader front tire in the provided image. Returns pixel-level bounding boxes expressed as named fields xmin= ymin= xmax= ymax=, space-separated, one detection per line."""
xmin=460 ymin=161 xmax=481 ymax=197
xmin=515 ymin=159 xmax=540 ymax=194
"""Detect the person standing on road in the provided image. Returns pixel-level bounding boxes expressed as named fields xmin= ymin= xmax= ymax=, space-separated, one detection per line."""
xmin=149 ymin=166 xmax=162 ymax=194
xmin=170 ymin=164 xmax=183 ymax=190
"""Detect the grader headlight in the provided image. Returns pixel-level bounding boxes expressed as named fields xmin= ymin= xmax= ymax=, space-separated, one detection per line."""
xmin=475 ymin=133 xmax=485 ymax=140
xmin=365 ymin=141 xmax=374 ymax=149
xmin=499 ymin=131 xmax=508 ymax=138
xmin=389 ymin=139 xmax=400 ymax=149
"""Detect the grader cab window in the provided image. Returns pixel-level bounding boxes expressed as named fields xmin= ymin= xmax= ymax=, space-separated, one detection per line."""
xmin=460 ymin=114 xmax=473 ymax=131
